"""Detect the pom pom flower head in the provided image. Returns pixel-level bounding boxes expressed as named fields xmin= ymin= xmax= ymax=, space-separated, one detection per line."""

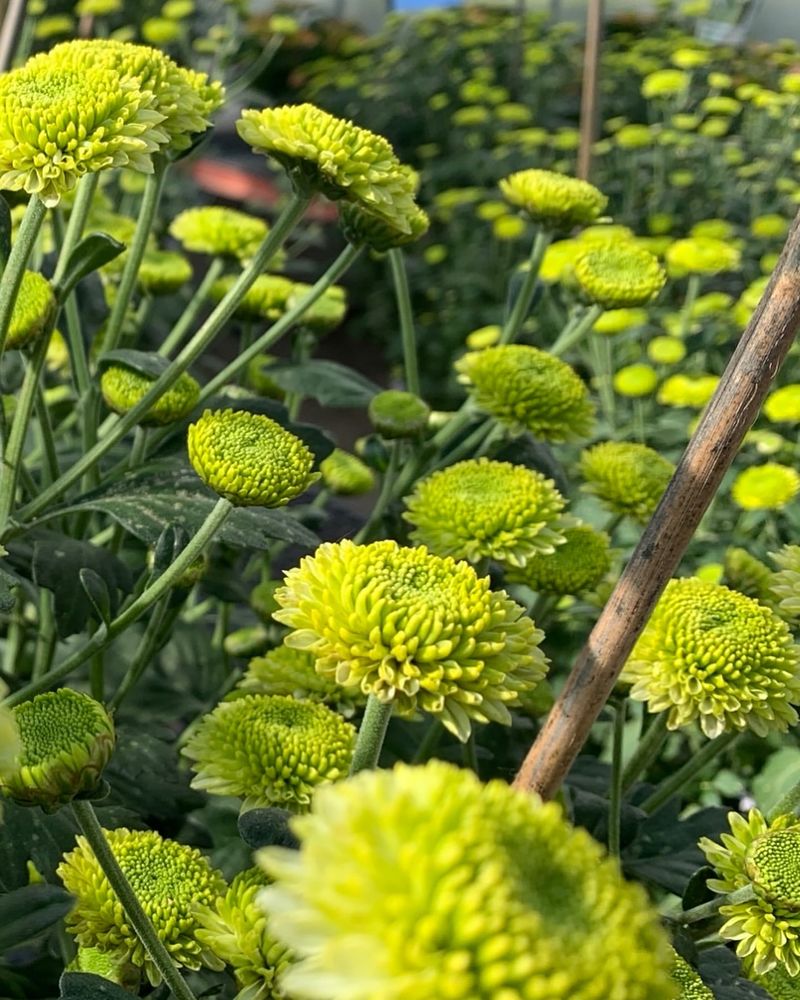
xmin=58 ymin=827 xmax=226 ymax=985
xmin=672 ymin=952 xmax=713 ymax=999
xmin=573 ymin=244 xmax=666 ymax=309
xmin=169 ymin=206 xmax=268 ymax=261
xmin=700 ymin=809 xmax=800 ymax=977
xmin=7 ymin=271 xmax=56 ymax=349
xmin=403 ymin=457 xmax=570 ymax=568
xmin=499 ymin=168 xmax=608 ymax=229
xmin=1 ymin=689 xmax=114 ymax=811
xmin=258 ymin=761 xmax=676 ymax=1000
xmin=509 ymin=523 xmax=612 ymax=596
xmin=456 ymin=344 xmax=594 ymax=441
xmin=319 ymin=448 xmax=374 ymax=496
xmin=339 ymin=198 xmax=430 ymax=252
xmin=188 ymin=409 xmax=318 ymax=507
xmin=182 ymin=694 xmax=355 ymax=811
xmin=621 ymin=578 xmax=800 ymax=738
xmin=732 ymin=463 xmax=800 ymax=511
xmin=666 ymin=236 xmax=741 ymax=276
xmin=580 ymin=441 xmax=674 ymax=522
xmin=769 ymin=544 xmax=800 ymax=621
xmin=100 ymin=363 xmax=199 ymax=426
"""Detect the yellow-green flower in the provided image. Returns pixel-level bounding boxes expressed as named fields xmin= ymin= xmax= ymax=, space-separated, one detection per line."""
xmin=237 ymin=645 xmax=364 ymax=717
xmin=466 ymin=324 xmax=501 ymax=350
xmin=100 ymin=364 xmax=199 ymax=425
xmin=751 ymin=214 xmax=789 ymax=239
xmin=732 ymin=463 xmax=800 ymax=511
xmin=700 ymin=809 xmax=800 ymax=977
xmin=319 ymin=448 xmax=374 ymax=495
xmin=368 ymin=390 xmax=430 ymax=438
xmin=7 ymin=271 xmax=56 ymax=349
xmin=499 ymin=168 xmax=607 ymax=229
xmin=339 ymin=199 xmax=429 ymax=252
xmin=672 ymin=952 xmax=713 ymax=999
xmin=187 ymin=409 xmax=318 ymax=507
xmin=621 ymin=578 xmax=800 ymax=738
xmin=237 ymin=103 xmax=418 ymax=229
xmin=169 ymin=206 xmax=268 ymax=261
xmin=765 ymin=385 xmax=800 ymax=424
xmin=613 ymin=363 xmax=658 ymax=397
xmin=456 ymin=345 xmax=595 ymax=441
xmin=403 ymin=457 xmax=570 ymax=568
xmin=508 ymin=523 xmax=611 ymax=596
xmin=658 ymin=374 xmax=719 ymax=408
xmin=749 ymin=962 xmax=800 ymax=998
xmin=136 ymin=249 xmax=191 ymax=296
xmin=666 ymin=237 xmax=741 ymax=276
xmin=286 ymin=283 xmax=347 ymax=336
xmin=195 ymin=867 xmax=293 ymax=1000
xmin=768 ymin=545 xmax=800 ymax=621
xmin=592 ymin=307 xmax=649 ymax=335
xmin=1 ymin=689 xmax=114 ymax=811
xmin=724 ymin=547 xmax=775 ymax=603
xmin=580 ymin=441 xmax=674 ymax=522
xmin=258 ymin=761 xmax=675 ymax=1000
xmin=142 ymin=17 xmax=181 ymax=45
xmin=648 ymin=336 xmax=686 ymax=365
xmin=274 ymin=539 xmax=548 ymax=740
xmin=182 ymin=694 xmax=355 ymax=811
xmin=210 ymin=274 xmax=294 ymax=322
xmin=574 ymin=244 xmax=666 ymax=308
xmin=642 ymin=69 xmax=690 ymax=99
xmin=58 ymin=827 xmax=226 ymax=984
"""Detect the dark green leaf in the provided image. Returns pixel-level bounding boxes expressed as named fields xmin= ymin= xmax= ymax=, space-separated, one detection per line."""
xmin=96 ymin=349 xmax=171 ymax=380
xmin=0 ymin=884 xmax=73 ymax=952
xmin=79 ymin=568 xmax=112 ymax=626
xmin=697 ymin=948 xmax=772 ymax=999
xmin=54 ymin=233 xmax=125 ymax=299
xmin=0 ymin=194 xmax=11 ymax=273
xmin=266 ymin=360 xmax=382 ymax=407
xmin=682 ymin=865 xmax=716 ymax=911
xmin=59 ymin=972 xmax=134 ymax=1000
xmin=753 ymin=747 xmax=800 ymax=816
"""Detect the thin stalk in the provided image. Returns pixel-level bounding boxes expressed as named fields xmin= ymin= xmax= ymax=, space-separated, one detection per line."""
xmin=589 ymin=332 xmax=616 ymax=430
xmin=529 ymin=591 xmax=558 ymax=627
xmin=608 ymin=701 xmax=625 ymax=855
xmin=676 ymin=885 xmax=756 ymax=926
xmin=52 ymin=174 xmax=99 ymax=286
xmin=89 ymin=653 xmax=104 ymax=703
xmin=621 ymin=712 xmax=668 ymax=791
xmin=678 ymin=273 xmax=701 ymax=340
xmin=71 ymin=800 xmax=198 ymax=1000
xmin=500 ymin=228 xmax=551 ymax=345
xmin=2 ymin=606 xmax=22 ymax=676
xmin=412 ymin=718 xmax=444 ymax=763
xmin=462 ymin=732 xmax=480 ymax=776
xmin=33 ymin=388 xmax=59 ymax=487
xmin=428 ymin=417 xmax=492 ymax=472
xmin=388 ymin=248 xmax=420 ymax=395
xmin=0 ymin=196 xmax=47 ymax=359
xmin=550 ymin=303 xmax=604 ymax=356
xmin=108 ymin=596 xmax=177 ymax=712
xmin=158 ymin=258 xmax=225 ymax=357
xmin=350 ymin=694 xmax=393 ymax=774
xmin=354 ymin=441 xmax=401 ymax=543
xmin=2 ymin=498 xmax=232 ymax=706
xmin=642 ymin=731 xmax=739 ymax=814
xmin=13 ymin=195 xmax=309 ymax=528
xmin=31 ymin=590 xmax=56 ymax=682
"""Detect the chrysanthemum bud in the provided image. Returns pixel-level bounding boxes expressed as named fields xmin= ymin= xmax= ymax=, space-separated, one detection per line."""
xmin=249 ymin=581 xmax=281 ymax=621
xmin=286 ymin=283 xmax=347 ymax=336
xmin=768 ymin=544 xmax=800 ymax=621
xmin=658 ymin=373 xmax=719 ymax=409
xmin=723 ymin=547 xmax=774 ymax=603
xmin=7 ymin=271 xmax=56 ymax=350
xmin=580 ymin=441 xmax=674 ymax=522
xmin=100 ymin=364 xmax=199 ymax=425
xmin=210 ymin=274 xmax=294 ymax=322
xmin=499 ymin=168 xmax=608 ymax=229
xmin=319 ymin=448 xmax=375 ymax=495
xmin=732 ymin=463 xmax=800 ymax=511
xmin=509 ymin=523 xmax=611 ymax=595
xmin=574 ymin=244 xmax=666 ymax=309
xmin=613 ymin=363 xmax=658 ymax=397
xmin=672 ymin=952 xmax=714 ymax=999
xmin=764 ymin=385 xmax=800 ymax=424
xmin=169 ymin=205 xmax=268 ymax=261
xmin=750 ymin=963 xmax=800 ymax=998
xmin=666 ymin=236 xmax=741 ymax=275
xmin=367 ymin=389 xmax=430 ymax=438
xmin=1 ymin=689 xmax=114 ymax=811
xmin=136 ymin=249 xmax=192 ymax=296
xmin=339 ymin=199 xmax=430 ymax=252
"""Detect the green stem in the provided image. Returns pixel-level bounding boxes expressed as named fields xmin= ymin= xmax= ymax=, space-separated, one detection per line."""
xmin=678 ymin=273 xmax=701 ymax=340
xmin=388 ymin=248 xmax=420 ymax=396
xmin=354 ymin=441 xmax=401 ymax=543
xmin=0 ymin=195 xmax=47 ymax=359
xmin=462 ymin=732 xmax=480 ymax=776
xmin=589 ymin=332 xmax=616 ymax=431
xmin=70 ymin=800 xmax=198 ymax=1000
xmin=52 ymin=174 xmax=99 ymax=287
xmin=31 ymin=589 xmax=56 ymax=682
xmin=529 ymin=591 xmax=558 ymax=627
xmin=550 ymin=303 xmax=604 ymax=356
xmin=411 ymin=718 xmax=444 ymax=763
xmin=608 ymin=701 xmax=625 ymax=855
xmin=621 ymin=712 xmax=668 ymax=791
xmin=34 ymin=388 xmax=59 ymax=487
xmin=500 ymin=228 xmax=551 ymax=345
xmin=157 ymin=258 xmax=225 ymax=357
xmin=3 ymin=498 xmax=232 ymax=706
xmin=89 ymin=652 xmax=104 ymax=702
xmin=676 ymin=885 xmax=756 ymax=926
xmin=350 ymin=693 xmax=393 ymax=774
xmin=12 ymin=195 xmax=309 ymax=528
xmin=428 ymin=417 xmax=492 ymax=472
xmin=108 ymin=596 xmax=177 ymax=712
xmin=642 ymin=731 xmax=740 ymax=814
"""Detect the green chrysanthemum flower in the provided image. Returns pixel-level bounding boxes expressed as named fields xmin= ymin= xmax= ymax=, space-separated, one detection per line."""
xmin=0 ymin=687 xmax=20 ymax=782
xmin=58 ymin=827 xmax=226 ymax=984
xmin=732 ymin=464 xmax=800 ymax=511
xmin=274 ymin=539 xmax=548 ymax=740
xmin=580 ymin=441 xmax=674 ymax=522
xmin=188 ymin=409 xmax=317 ymax=507
xmin=666 ymin=237 xmax=741 ymax=275
xmin=499 ymin=168 xmax=608 ymax=229
xmin=210 ymin=274 xmax=294 ymax=322
xmin=259 ymin=761 xmax=675 ymax=1000
xmin=621 ymin=578 xmax=800 ymax=738
xmin=236 ymin=103 xmax=418 ymax=229
xmin=700 ymin=809 xmax=800 ymax=977
xmin=0 ymin=689 xmax=114 ymax=810
xmin=509 ymin=523 xmax=611 ymax=596
xmin=68 ymin=946 xmax=136 ymax=989
xmin=749 ymin=962 xmax=800 ymax=998
xmin=195 ymin=867 xmax=293 ymax=1000
xmin=642 ymin=69 xmax=690 ymax=98
xmin=765 ymin=385 xmax=800 ymax=424
xmin=613 ymin=363 xmax=658 ymax=398
xmin=319 ymin=448 xmax=375 ymax=495
xmin=136 ymin=249 xmax=192 ymax=295
xmin=456 ymin=345 xmax=594 ymax=441
xmin=403 ymin=457 xmax=570 ymax=568
xmin=169 ymin=206 xmax=269 ymax=261
xmin=7 ymin=271 xmax=56 ymax=349
xmin=286 ymin=283 xmax=347 ymax=336
xmin=768 ymin=545 xmax=800 ymax=621
xmin=182 ymin=694 xmax=355 ymax=811
xmin=368 ymin=389 xmax=431 ymax=438
xmin=574 ymin=244 xmax=666 ymax=309
xmin=100 ymin=363 xmax=199 ymax=425
xmin=658 ymin=374 xmax=719 ymax=409
xmin=723 ymin=547 xmax=775 ymax=603
xmin=339 ymin=199 xmax=430 ymax=252
xmin=672 ymin=952 xmax=714 ymax=999
xmin=0 ymin=55 xmax=165 ymax=205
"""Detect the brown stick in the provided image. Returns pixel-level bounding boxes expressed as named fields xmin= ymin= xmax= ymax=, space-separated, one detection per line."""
xmin=514 ymin=209 xmax=800 ymax=799
xmin=576 ymin=0 xmax=604 ymax=181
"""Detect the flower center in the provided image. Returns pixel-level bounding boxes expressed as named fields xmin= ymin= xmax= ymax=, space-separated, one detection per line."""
xmin=746 ymin=830 xmax=800 ymax=909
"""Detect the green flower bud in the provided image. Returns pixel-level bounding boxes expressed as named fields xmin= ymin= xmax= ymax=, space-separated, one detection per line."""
xmin=245 ymin=354 xmax=286 ymax=401
xmin=7 ymin=271 xmax=56 ymax=350
xmin=580 ymin=441 xmax=674 ymax=522
xmin=319 ymin=448 xmax=375 ymax=495
xmin=613 ymin=363 xmax=658 ymax=398
xmin=223 ymin=626 xmax=271 ymax=659
xmin=170 ymin=206 xmax=269 ymax=261
xmin=1 ymin=689 xmax=114 ymax=811
xmin=250 ymin=581 xmax=281 ymax=621
xmin=647 ymin=335 xmax=686 ymax=365
xmin=339 ymin=199 xmax=430 ymax=252
xmin=210 ymin=274 xmax=294 ymax=322
xmin=100 ymin=364 xmax=199 ymax=425
xmin=137 ymin=249 xmax=192 ymax=296
xmin=286 ymin=283 xmax=347 ymax=336
xmin=672 ymin=952 xmax=713 ymax=999
xmin=509 ymin=523 xmax=611 ymax=596
xmin=764 ymin=385 xmax=800 ymax=423
xmin=723 ymin=547 xmax=775 ymax=603
xmin=732 ymin=463 xmax=800 ymax=511
xmin=658 ymin=374 xmax=719 ymax=409
xmin=574 ymin=244 xmax=666 ymax=309
xmin=367 ymin=389 xmax=430 ymax=438
xmin=499 ymin=168 xmax=607 ymax=229
xmin=768 ymin=544 xmax=800 ymax=622
xmin=666 ymin=237 xmax=741 ymax=276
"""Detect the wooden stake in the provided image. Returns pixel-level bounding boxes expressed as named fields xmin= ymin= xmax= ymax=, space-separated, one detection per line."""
xmin=514 ymin=208 xmax=800 ymax=799
xmin=0 ymin=0 xmax=26 ymax=72
xmin=577 ymin=0 xmax=605 ymax=181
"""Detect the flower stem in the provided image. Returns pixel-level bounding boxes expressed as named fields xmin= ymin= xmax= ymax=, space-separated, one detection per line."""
xmin=676 ymin=884 xmax=756 ymax=926
xmin=108 ymin=596 xmax=178 ymax=712
xmin=0 ymin=195 xmax=47 ymax=359
xmin=500 ymin=228 xmax=551 ymax=345
xmin=550 ymin=303 xmax=604 ymax=356
xmin=621 ymin=712 xmax=668 ymax=791
xmin=158 ymin=257 xmax=225 ymax=358
xmin=354 ymin=440 xmax=401 ymax=543
xmin=678 ymin=273 xmax=701 ymax=339
xmin=388 ymin=248 xmax=419 ymax=395
xmin=350 ymin=693 xmax=393 ymax=774
xmin=608 ymin=701 xmax=626 ymax=855
xmin=641 ymin=730 xmax=740 ymax=814
xmin=589 ymin=332 xmax=616 ymax=431
xmin=412 ymin=718 xmax=444 ymax=763
xmin=70 ymin=799 xmax=198 ymax=1000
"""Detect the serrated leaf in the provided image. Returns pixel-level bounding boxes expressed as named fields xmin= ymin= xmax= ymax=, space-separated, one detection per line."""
xmin=266 ymin=360 xmax=382 ymax=407
xmin=59 ymin=972 xmax=134 ymax=1000
xmin=96 ymin=349 xmax=171 ymax=380
xmin=55 ymin=233 xmax=125 ymax=299
xmin=0 ymin=884 xmax=74 ymax=952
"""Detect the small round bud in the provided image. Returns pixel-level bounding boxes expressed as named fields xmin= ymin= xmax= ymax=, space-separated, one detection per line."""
xmin=368 ymin=390 xmax=430 ymax=438
xmin=319 ymin=448 xmax=375 ymax=495
xmin=137 ymin=249 xmax=192 ymax=296
xmin=574 ymin=245 xmax=666 ymax=309
xmin=499 ymin=168 xmax=607 ymax=229
xmin=7 ymin=272 xmax=56 ymax=350
xmin=100 ymin=364 xmax=200 ymax=426
xmin=613 ymin=363 xmax=658 ymax=398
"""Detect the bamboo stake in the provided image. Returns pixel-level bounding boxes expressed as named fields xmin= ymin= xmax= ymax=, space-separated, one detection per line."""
xmin=577 ymin=0 xmax=604 ymax=181
xmin=514 ymin=208 xmax=800 ymax=799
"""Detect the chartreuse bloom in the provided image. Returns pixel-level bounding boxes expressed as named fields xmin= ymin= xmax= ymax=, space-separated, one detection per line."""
xmin=170 ymin=206 xmax=268 ymax=261
xmin=403 ymin=457 xmax=570 ymax=568
xmin=456 ymin=345 xmax=594 ymax=441
xmin=100 ymin=364 xmax=199 ymax=425
xmin=648 ymin=336 xmax=686 ymax=365
xmin=768 ymin=545 xmax=800 ymax=621
xmin=68 ymin=946 xmax=134 ymax=987
xmin=210 ymin=274 xmax=294 ymax=321
xmin=58 ymin=828 xmax=226 ymax=985
xmin=7 ymin=271 xmax=56 ymax=349
xmin=195 ymin=867 xmax=293 ymax=1000
xmin=339 ymin=198 xmax=430 ymax=252
xmin=671 ymin=952 xmax=713 ymax=999
xmin=136 ymin=249 xmax=192 ymax=296
xmin=319 ymin=448 xmax=375 ymax=495
xmin=574 ymin=244 xmax=666 ymax=309
xmin=642 ymin=68 xmax=690 ymax=98
xmin=621 ymin=578 xmax=800 ymax=738
xmin=237 ymin=645 xmax=364 ymax=717
xmin=658 ymin=374 xmax=719 ymax=409
xmin=724 ymin=547 xmax=775 ymax=603
xmin=700 ymin=809 xmax=800 ymax=977
xmin=749 ymin=963 xmax=800 ymax=998
xmin=509 ymin=523 xmax=611 ymax=596
xmin=732 ymin=464 xmax=800 ymax=511
xmin=183 ymin=694 xmax=354 ymax=811
xmin=286 ymin=283 xmax=347 ymax=336
xmin=1 ymin=689 xmax=114 ymax=811
xmin=580 ymin=441 xmax=674 ymax=522
xmin=613 ymin=364 xmax=658 ymax=398
xmin=258 ymin=761 xmax=675 ymax=1000
xmin=499 ymin=168 xmax=607 ymax=229
xmin=188 ymin=409 xmax=318 ymax=507
xmin=666 ymin=237 xmax=741 ymax=275
xmin=592 ymin=307 xmax=648 ymax=335
xmin=765 ymin=385 xmax=800 ymax=423
xmin=237 ymin=103 xmax=419 ymax=231
xmin=368 ymin=390 xmax=430 ymax=438
xmin=274 ymin=540 xmax=547 ymax=740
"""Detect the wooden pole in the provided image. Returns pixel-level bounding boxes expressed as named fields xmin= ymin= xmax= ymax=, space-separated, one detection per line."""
xmin=514 ymin=208 xmax=800 ymax=800
xmin=0 ymin=0 xmax=26 ymax=73
xmin=576 ymin=0 xmax=604 ymax=181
